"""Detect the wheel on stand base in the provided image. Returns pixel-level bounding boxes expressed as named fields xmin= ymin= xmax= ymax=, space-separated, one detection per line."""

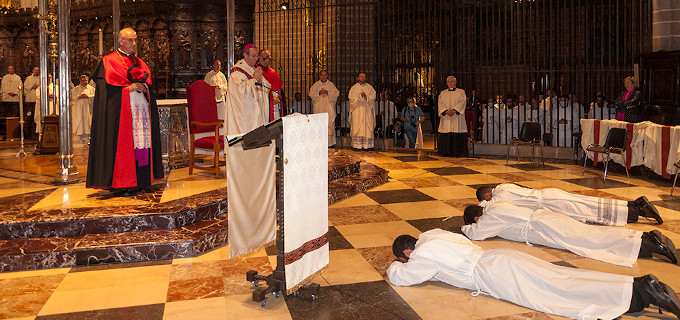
xmin=260 ymin=300 xmax=267 ymax=307
xmin=252 ymin=287 xmax=268 ymax=304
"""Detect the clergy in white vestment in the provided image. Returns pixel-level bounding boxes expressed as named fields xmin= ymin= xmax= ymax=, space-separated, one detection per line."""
xmin=23 ymin=67 xmax=40 ymax=105
xmin=388 ymin=229 xmax=680 ymax=319
xmin=23 ymin=67 xmax=40 ymax=137
xmin=71 ymin=75 xmax=95 ymax=137
xmin=0 ymin=65 xmax=21 ymax=103
xmin=34 ymin=74 xmax=58 ymax=135
xmin=291 ymin=92 xmax=311 ymax=114
xmin=348 ymin=72 xmax=376 ymax=150
xmin=551 ymin=96 xmax=581 ymax=147
xmin=540 ymin=90 xmax=558 ymax=144
xmin=309 ymin=70 xmax=339 ymax=146
xmin=504 ymin=98 xmax=522 ymax=141
xmin=225 ymin=44 xmax=270 ymax=136
xmin=438 ymin=76 xmax=467 ymax=156
xmin=204 ymin=59 xmax=228 ymax=129
xmin=375 ymin=91 xmax=396 ymax=135
xmin=482 ymin=97 xmax=504 ymax=144
xmin=476 ymin=183 xmax=662 ymax=225
xmin=462 ymin=203 xmax=677 ymax=267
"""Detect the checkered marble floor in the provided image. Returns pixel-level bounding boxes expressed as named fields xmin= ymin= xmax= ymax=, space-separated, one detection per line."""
xmin=2 ymin=150 xmax=680 ymax=320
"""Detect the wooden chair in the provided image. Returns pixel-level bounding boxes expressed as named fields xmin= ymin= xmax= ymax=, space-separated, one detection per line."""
xmin=581 ymin=127 xmax=629 ymax=180
xmin=186 ymin=80 xmax=224 ymax=177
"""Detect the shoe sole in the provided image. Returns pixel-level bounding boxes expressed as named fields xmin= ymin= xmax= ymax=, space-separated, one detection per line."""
xmin=652 ymin=230 xmax=678 ymax=264
xmin=640 ymin=196 xmax=663 ymax=224
xmin=646 ymin=275 xmax=680 ymax=318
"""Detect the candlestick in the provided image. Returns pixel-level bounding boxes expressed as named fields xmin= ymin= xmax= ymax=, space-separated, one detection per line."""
xmin=17 ymin=84 xmax=26 ymax=158
xmin=98 ymin=28 xmax=103 ymax=56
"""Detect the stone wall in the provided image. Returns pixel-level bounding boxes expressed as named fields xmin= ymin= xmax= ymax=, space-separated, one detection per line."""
xmin=653 ymin=0 xmax=680 ymax=51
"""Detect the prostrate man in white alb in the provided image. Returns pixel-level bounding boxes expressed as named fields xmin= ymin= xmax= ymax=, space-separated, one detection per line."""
xmin=71 ymin=75 xmax=95 ymax=139
xmin=309 ymin=70 xmax=339 ymax=146
xmin=348 ymin=72 xmax=376 ymax=150
xmin=204 ymin=59 xmax=228 ymax=127
xmin=225 ymin=44 xmax=270 ymax=136
xmin=462 ymin=203 xmax=677 ymax=267
xmin=476 ymin=183 xmax=662 ymax=226
xmin=388 ymin=229 xmax=680 ymax=320
xmin=438 ymin=75 xmax=467 ymax=157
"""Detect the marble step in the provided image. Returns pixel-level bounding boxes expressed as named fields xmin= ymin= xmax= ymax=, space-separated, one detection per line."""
xmin=0 ymin=188 xmax=228 ymax=241
xmin=0 ymin=212 xmax=229 ymax=272
xmin=328 ymin=162 xmax=389 ymax=204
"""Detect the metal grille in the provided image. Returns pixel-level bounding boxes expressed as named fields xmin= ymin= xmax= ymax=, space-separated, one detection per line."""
xmin=254 ymin=0 xmax=652 ymax=147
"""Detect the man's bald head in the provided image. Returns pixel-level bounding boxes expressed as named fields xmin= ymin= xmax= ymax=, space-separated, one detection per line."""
xmin=118 ymin=28 xmax=137 ymax=54
xmin=357 ymin=72 xmax=367 ymax=84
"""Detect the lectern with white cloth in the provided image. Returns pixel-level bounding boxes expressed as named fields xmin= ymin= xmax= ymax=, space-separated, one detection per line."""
xmin=227 ymin=113 xmax=329 ymax=305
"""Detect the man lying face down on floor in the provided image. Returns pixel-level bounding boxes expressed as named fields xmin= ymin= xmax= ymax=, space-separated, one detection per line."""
xmin=475 ymin=183 xmax=662 ymax=225
xmin=388 ymin=229 xmax=680 ymax=320
xmin=461 ymin=203 xmax=677 ymax=267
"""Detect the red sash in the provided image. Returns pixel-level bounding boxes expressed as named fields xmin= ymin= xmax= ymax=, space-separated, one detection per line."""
xmin=592 ymin=120 xmax=600 ymax=165
xmin=625 ymin=123 xmax=634 ymax=169
xmin=661 ymin=126 xmax=671 ymax=179
xmin=230 ymin=66 xmax=253 ymax=80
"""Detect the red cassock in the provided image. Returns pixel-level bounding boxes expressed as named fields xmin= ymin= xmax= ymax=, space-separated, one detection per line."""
xmin=261 ymin=66 xmax=285 ymax=121
xmin=86 ymin=51 xmax=164 ymax=189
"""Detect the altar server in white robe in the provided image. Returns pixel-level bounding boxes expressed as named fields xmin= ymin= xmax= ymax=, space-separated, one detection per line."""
xmin=476 ymin=183 xmax=662 ymax=225
xmin=0 ymin=65 xmax=21 ymax=103
xmin=388 ymin=229 xmax=680 ymax=320
xmin=348 ymin=72 xmax=376 ymax=150
xmin=225 ymin=44 xmax=270 ymax=136
xmin=540 ymin=90 xmax=557 ymax=143
xmin=23 ymin=67 xmax=40 ymax=137
xmin=505 ymin=98 xmax=521 ymax=141
xmin=71 ymin=75 xmax=95 ymax=137
xmin=23 ymin=67 xmax=40 ymax=106
xmin=376 ymin=91 xmax=396 ymax=134
xmin=437 ymin=76 xmax=467 ymax=156
xmin=34 ymin=74 xmax=58 ymax=135
xmin=309 ymin=70 xmax=339 ymax=146
xmin=482 ymin=97 xmax=503 ymax=144
xmin=462 ymin=203 xmax=677 ymax=267
xmin=204 ymin=60 xmax=228 ymax=128
xmin=551 ymin=96 xmax=581 ymax=147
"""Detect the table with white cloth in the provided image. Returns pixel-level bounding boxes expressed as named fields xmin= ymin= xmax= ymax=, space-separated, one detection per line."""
xmin=580 ymin=119 xmax=680 ymax=178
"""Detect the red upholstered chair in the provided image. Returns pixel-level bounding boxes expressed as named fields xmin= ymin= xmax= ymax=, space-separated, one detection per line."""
xmin=186 ymin=80 xmax=224 ymax=177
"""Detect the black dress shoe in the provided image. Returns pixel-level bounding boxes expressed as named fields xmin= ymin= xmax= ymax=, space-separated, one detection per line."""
xmin=639 ymin=274 xmax=680 ymax=319
xmin=636 ymin=196 xmax=663 ymax=224
xmin=649 ymin=230 xmax=678 ymax=264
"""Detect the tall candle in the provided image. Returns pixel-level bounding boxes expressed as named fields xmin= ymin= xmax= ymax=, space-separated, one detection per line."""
xmin=98 ymin=28 xmax=103 ymax=56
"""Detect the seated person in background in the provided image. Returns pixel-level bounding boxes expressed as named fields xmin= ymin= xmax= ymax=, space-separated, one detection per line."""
xmin=476 ymin=183 xmax=662 ymax=225
xmin=462 ymin=203 xmax=677 ymax=267
xmin=392 ymin=118 xmax=405 ymax=148
xmin=388 ymin=229 xmax=680 ymax=320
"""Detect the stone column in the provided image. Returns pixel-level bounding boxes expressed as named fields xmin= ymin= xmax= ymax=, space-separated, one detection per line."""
xmin=653 ymin=0 xmax=680 ymax=51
